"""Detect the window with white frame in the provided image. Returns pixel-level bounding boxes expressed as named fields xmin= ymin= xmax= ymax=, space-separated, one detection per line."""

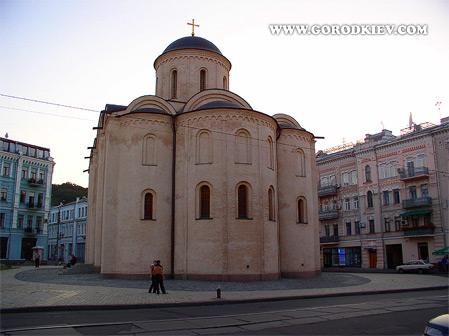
xmin=320 ymin=176 xmax=328 ymax=187
xmin=342 ymin=172 xmax=349 ymax=186
xmin=417 ymin=154 xmax=426 ymax=168
xmin=421 ymin=184 xmax=429 ymax=197
xmin=383 ymin=191 xmax=390 ymax=205
xmin=344 ymin=198 xmax=351 ymax=211
xmin=350 ymin=170 xmax=358 ymax=185
xmin=329 ymin=175 xmax=336 ymax=186
xmin=379 ymin=163 xmax=389 ymax=179
xmin=3 ymin=163 xmax=10 ymax=177
xmin=353 ymin=196 xmax=359 ymax=209
xmin=390 ymin=161 xmax=398 ymax=177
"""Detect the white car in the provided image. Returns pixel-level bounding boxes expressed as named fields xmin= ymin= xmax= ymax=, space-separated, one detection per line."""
xmin=396 ymin=260 xmax=434 ymax=274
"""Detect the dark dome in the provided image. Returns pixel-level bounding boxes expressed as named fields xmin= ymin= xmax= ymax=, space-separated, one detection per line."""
xmin=162 ymin=36 xmax=222 ymax=55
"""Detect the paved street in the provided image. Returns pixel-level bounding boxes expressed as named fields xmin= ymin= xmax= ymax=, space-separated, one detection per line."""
xmin=1 ymin=266 xmax=448 ymax=335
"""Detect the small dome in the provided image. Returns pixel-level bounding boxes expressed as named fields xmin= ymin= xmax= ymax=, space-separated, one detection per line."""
xmin=162 ymin=36 xmax=223 ymax=55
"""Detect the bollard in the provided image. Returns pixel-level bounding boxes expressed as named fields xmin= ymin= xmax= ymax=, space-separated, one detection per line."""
xmin=216 ymin=285 xmax=221 ymax=299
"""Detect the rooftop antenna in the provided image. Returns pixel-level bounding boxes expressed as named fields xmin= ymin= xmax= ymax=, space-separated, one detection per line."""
xmin=381 ymin=121 xmax=385 ymax=130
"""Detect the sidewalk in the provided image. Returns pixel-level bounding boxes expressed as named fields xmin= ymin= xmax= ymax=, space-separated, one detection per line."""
xmin=1 ymin=266 xmax=448 ymax=313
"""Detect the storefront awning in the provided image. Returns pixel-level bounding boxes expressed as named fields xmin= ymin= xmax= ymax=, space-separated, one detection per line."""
xmin=432 ymin=246 xmax=449 ymax=255
xmin=400 ymin=210 xmax=431 ymax=217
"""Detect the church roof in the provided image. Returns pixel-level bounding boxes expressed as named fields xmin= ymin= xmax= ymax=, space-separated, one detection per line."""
xmin=162 ymin=36 xmax=223 ymax=55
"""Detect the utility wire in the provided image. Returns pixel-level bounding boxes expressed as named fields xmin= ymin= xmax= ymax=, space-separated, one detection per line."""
xmin=0 ymin=94 xmax=100 ymax=113
xmin=0 ymin=106 xmax=97 ymax=122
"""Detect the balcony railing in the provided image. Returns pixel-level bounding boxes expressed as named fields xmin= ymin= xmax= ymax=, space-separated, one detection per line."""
xmin=28 ymin=178 xmax=44 ymax=187
xmin=318 ymin=185 xmax=338 ymax=197
xmin=319 ymin=210 xmax=339 ymax=220
xmin=403 ymin=226 xmax=435 ymax=236
xmin=402 ymin=197 xmax=432 ymax=209
xmin=398 ymin=167 xmax=429 ymax=180
xmin=320 ymin=235 xmax=340 ymax=243
xmin=24 ymin=227 xmax=42 ymax=235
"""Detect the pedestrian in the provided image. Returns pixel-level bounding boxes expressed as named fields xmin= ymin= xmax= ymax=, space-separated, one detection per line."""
xmin=34 ymin=253 xmax=40 ymax=268
xmin=153 ymin=260 xmax=167 ymax=294
xmin=148 ymin=260 xmax=157 ymax=293
xmin=442 ymin=255 xmax=448 ymax=272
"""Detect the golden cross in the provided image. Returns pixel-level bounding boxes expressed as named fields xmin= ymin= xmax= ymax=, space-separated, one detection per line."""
xmin=187 ymin=19 xmax=199 ymax=36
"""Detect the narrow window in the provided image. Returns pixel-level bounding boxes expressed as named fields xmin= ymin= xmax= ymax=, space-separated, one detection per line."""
xmin=346 ymin=222 xmax=352 ymax=235
xmin=144 ymin=193 xmax=153 ymax=220
xmin=143 ymin=135 xmax=156 ymax=165
xmin=238 ymin=185 xmax=248 ymax=218
xmin=297 ymin=149 xmax=306 ymax=177
xmin=369 ymin=219 xmax=375 ymax=233
xmin=267 ymin=137 xmax=274 ymax=169
xmin=268 ymin=188 xmax=274 ymax=221
xmin=235 ymin=130 xmax=250 ymax=164
xmin=223 ymin=76 xmax=227 ymax=90
xmin=200 ymin=69 xmax=206 ymax=91
xmin=199 ymin=185 xmax=210 ymax=218
xmin=171 ymin=70 xmax=178 ymax=99
xmin=365 ymin=165 xmax=372 ymax=182
xmin=197 ymin=131 xmax=212 ymax=164
xmin=367 ymin=191 xmax=374 ymax=208
xmin=297 ymin=198 xmax=307 ymax=223
xmin=0 ymin=188 xmax=6 ymax=202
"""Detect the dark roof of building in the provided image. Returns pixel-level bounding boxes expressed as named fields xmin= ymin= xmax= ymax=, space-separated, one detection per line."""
xmin=195 ymin=100 xmax=242 ymax=110
xmin=162 ymin=36 xmax=223 ymax=55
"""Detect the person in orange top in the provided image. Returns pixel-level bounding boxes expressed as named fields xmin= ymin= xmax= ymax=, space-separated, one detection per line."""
xmin=148 ymin=260 xmax=157 ymax=293
xmin=153 ymin=260 xmax=167 ymax=294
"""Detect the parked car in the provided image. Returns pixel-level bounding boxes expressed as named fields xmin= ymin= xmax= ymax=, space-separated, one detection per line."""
xmin=396 ymin=260 xmax=434 ymax=274
xmin=424 ymin=314 xmax=448 ymax=336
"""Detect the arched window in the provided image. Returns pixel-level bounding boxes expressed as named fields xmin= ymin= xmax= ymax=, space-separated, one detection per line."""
xmin=142 ymin=135 xmax=156 ymax=165
xmin=367 ymin=190 xmax=374 ymax=208
xmin=199 ymin=185 xmax=211 ymax=218
xmin=297 ymin=149 xmax=306 ymax=177
xmin=238 ymin=185 xmax=248 ymax=219
xmin=267 ymin=137 xmax=274 ymax=169
xmin=144 ymin=193 xmax=154 ymax=220
xmin=200 ymin=69 xmax=206 ymax=92
xmin=268 ymin=187 xmax=275 ymax=221
xmin=171 ymin=69 xmax=178 ymax=99
xmin=223 ymin=76 xmax=227 ymax=90
xmin=365 ymin=165 xmax=372 ymax=182
xmin=197 ymin=130 xmax=212 ymax=164
xmin=297 ymin=198 xmax=307 ymax=223
xmin=235 ymin=129 xmax=251 ymax=164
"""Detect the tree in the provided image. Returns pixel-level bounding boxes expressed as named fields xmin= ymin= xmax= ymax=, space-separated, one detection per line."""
xmin=51 ymin=182 xmax=88 ymax=206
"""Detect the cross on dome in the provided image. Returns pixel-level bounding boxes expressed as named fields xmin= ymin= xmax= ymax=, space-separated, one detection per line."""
xmin=187 ymin=19 xmax=199 ymax=36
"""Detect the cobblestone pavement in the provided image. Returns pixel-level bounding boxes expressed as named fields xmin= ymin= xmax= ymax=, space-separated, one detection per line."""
xmin=1 ymin=266 xmax=448 ymax=312
xmin=13 ymin=268 xmax=371 ymax=291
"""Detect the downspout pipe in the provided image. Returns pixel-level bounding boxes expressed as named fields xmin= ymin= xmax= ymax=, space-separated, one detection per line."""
xmin=170 ymin=117 xmax=176 ymax=279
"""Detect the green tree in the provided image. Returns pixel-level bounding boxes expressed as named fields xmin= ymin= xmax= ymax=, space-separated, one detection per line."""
xmin=51 ymin=182 xmax=88 ymax=206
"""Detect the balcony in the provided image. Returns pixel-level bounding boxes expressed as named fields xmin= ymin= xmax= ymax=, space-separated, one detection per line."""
xmin=28 ymin=178 xmax=44 ymax=187
xmin=398 ymin=167 xmax=429 ymax=181
xmin=403 ymin=226 xmax=435 ymax=237
xmin=320 ymin=235 xmax=340 ymax=244
xmin=318 ymin=185 xmax=338 ymax=197
xmin=24 ymin=227 xmax=42 ymax=235
xmin=402 ymin=197 xmax=432 ymax=209
xmin=319 ymin=210 xmax=339 ymax=220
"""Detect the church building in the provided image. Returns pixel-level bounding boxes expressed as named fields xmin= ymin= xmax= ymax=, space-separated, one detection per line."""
xmin=86 ymin=34 xmax=321 ymax=281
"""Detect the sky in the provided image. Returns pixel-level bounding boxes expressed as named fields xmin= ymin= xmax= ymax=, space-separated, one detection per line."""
xmin=1 ymin=0 xmax=448 ymax=188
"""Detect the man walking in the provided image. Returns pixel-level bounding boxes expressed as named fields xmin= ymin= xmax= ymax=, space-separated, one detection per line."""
xmin=153 ymin=260 xmax=167 ymax=294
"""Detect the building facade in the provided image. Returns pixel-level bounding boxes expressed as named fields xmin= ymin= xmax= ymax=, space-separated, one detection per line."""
xmin=0 ymin=137 xmax=55 ymax=263
xmin=86 ymin=35 xmax=321 ymax=280
xmin=317 ymin=119 xmax=449 ymax=269
xmin=48 ymin=197 xmax=88 ymax=264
